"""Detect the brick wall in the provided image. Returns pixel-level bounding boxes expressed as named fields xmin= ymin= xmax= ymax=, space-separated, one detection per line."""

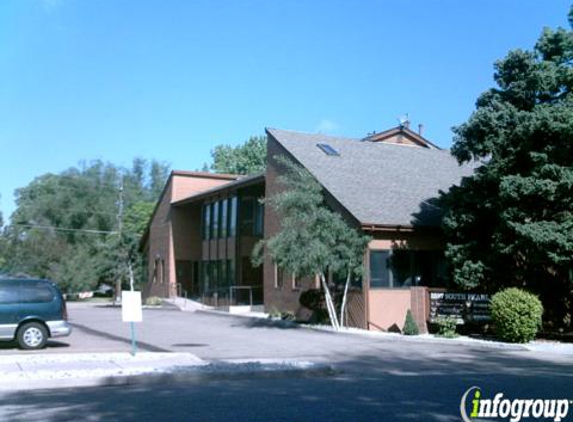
xmin=410 ymin=286 xmax=429 ymax=334
xmin=145 ymin=172 xmax=238 ymax=298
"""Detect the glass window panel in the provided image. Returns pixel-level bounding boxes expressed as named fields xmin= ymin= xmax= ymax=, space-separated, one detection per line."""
xmin=220 ymin=260 xmax=227 ymax=289
xmin=212 ymin=202 xmax=219 ymax=239
xmin=390 ymin=250 xmax=413 ymax=288
xmin=228 ymin=259 xmax=235 ymax=286
xmin=202 ymin=261 xmax=210 ymax=293
xmin=254 ymin=199 xmax=264 ymax=236
xmin=203 ymin=203 xmax=211 ymax=240
xmin=221 ymin=199 xmax=228 ymax=238
xmin=21 ymin=283 xmax=55 ymax=303
xmin=275 ymin=264 xmax=283 ymax=289
xmin=229 ymin=196 xmax=237 ymax=237
xmin=0 ymin=282 xmax=19 ymax=304
xmin=241 ymin=197 xmax=254 ymax=235
xmin=370 ymin=250 xmax=390 ymax=288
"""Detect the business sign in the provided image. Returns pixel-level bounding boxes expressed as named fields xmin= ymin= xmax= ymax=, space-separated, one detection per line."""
xmin=122 ymin=291 xmax=143 ymax=322
xmin=429 ymin=291 xmax=491 ymax=324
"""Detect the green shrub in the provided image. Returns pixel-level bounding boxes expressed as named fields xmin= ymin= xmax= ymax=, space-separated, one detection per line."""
xmin=491 ymin=288 xmax=543 ymax=343
xmin=402 ymin=310 xmax=419 ymax=335
xmin=299 ymin=288 xmax=329 ymax=323
xmin=435 ymin=316 xmax=458 ymax=338
xmin=268 ymin=307 xmax=295 ymax=321
xmin=144 ymin=296 xmax=163 ymax=306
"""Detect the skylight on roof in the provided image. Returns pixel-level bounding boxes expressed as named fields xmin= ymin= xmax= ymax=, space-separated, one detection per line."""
xmin=316 ymin=143 xmax=340 ymax=156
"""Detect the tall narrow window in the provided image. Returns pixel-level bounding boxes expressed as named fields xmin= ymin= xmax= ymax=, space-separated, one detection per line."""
xmin=202 ymin=261 xmax=210 ymax=293
xmin=153 ymin=259 xmax=158 ymax=284
xmin=228 ymin=259 xmax=235 ymax=286
xmin=204 ymin=203 xmax=211 ymax=240
xmin=220 ymin=260 xmax=228 ymax=290
xmin=254 ymin=199 xmax=264 ymax=236
xmin=220 ymin=199 xmax=228 ymax=238
xmin=160 ymin=259 xmax=166 ymax=284
xmin=229 ymin=196 xmax=238 ymax=237
xmin=274 ymin=264 xmax=284 ymax=289
xmin=292 ymin=274 xmax=301 ymax=290
xmin=241 ymin=197 xmax=254 ymax=235
xmin=211 ymin=202 xmax=219 ymax=239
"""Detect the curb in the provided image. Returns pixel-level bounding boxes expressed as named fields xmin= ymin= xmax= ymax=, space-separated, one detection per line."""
xmin=0 ymin=360 xmax=336 ymax=392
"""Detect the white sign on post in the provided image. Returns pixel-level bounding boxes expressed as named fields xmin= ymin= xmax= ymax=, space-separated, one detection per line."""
xmin=122 ymin=291 xmax=143 ymax=322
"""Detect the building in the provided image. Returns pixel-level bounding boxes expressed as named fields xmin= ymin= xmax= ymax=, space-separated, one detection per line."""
xmin=141 ymin=125 xmax=476 ymax=332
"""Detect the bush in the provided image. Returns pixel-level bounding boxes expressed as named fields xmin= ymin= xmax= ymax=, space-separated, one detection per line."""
xmin=144 ymin=296 xmax=163 ymax=306
xmin=267 ymin=307 xmax=295 ymax=321
xmin=299 ymin=288 xmax=329 ymax=324
xmin=491 ymin=288 xmax=543 ymax=343
xmin=402 ymin=310 xmax=419 ymax=335
xmin=435 ymin=316 xmax=458 ymax=338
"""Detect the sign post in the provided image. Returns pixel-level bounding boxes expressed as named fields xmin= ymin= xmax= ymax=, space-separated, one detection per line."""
xmin=122 ymin=290 xmax=142 ymax=356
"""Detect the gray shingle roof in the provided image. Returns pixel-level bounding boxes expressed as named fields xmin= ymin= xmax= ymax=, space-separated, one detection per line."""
xmin=266 ymin=128 xmax=478 ymax=227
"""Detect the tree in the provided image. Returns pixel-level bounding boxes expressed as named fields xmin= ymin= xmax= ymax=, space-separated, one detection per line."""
xmin=1 ymin=159 xmax=169 ymax=293
xmin=441 ymin=8 xmax=573 ymax=329
xmin=0 ymin=207 xmax=6 ymax=273
xmin=210 ymin=135 xmax=266 ymax=175
xmin=253 ymin=157 xmax=370 ymax=329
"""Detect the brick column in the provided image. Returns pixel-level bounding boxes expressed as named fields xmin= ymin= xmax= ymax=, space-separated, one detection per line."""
xmin=410 ymin=286 xmax=429 ymax=334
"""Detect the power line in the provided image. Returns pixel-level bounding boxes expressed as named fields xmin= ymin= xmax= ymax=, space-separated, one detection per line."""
xmin=15 ymin=223 xmax=118 ymax=235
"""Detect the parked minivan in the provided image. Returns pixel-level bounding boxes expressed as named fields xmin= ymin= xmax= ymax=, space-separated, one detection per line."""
xmin=0 ymin=278 xmax=71 ymax=349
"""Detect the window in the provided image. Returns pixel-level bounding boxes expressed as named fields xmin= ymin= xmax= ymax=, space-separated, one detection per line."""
xmin=241 ymin=197 xmax=264 ymax=236
xmin=370 ymin=250 xmax=391 ymax=288
xmin=389 ymin=250 xmax=414 ymax=287
xmin=316 ymin=143 xmax=340 ymax=156
xmin=220 ymin=260 xmax=228 ymax=289
xmin=274 ymin=264 xmax=284 ymax=289
xmin=0 ymin=282 xmax=19 ymax=304
xmin=390 ymin=250 xmax=449 ymax=288
xmin=20 ymin=282 xmax=53 ymax=303
xmin=227 ymin=259 xmax=235 ymax=286
xmin=152 ymin=259 xmax=158 ymax=284
xmin=202 ymin=261 xmax=210 ymax=293
xmin=275 ymin=264 xmax=298 ymax=290
xmin=369 ymin=249 xmax=449 ymax=288
xmin=220 ymin=199 xmax=228 ymax=238
xmin=229 ymin=196 xmax=238 ymax=237
xmin=210 ymin=260 xmax=219 ymax=292
xmin=203 ymin=203 xmax=211 ymax=240
xmin=241 ymin=197 xmax=255 ymax=235
xmin=211 ymin=201 xmax=219 ymax=239
xmin=292 ymin=274 xmax=301 ymax=290
xmin=254 ymin=199 xmax=264 ymax=236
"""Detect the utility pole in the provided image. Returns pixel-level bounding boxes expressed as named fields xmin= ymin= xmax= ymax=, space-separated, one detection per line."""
xmin=115 ymin=175 xmax=124 ymax=304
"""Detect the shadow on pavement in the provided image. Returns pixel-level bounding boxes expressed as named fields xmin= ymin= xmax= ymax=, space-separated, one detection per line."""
xmin=0 ymin=340 xmax=70 ymax=351
xmin=70 ymin=322 xmax=171 ymax=353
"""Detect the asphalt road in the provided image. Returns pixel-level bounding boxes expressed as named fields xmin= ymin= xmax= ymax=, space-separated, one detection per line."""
xmin=1 ymin=302 xmax=572 ymax=421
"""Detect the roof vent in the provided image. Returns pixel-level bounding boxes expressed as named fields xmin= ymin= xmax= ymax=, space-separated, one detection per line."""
xmin=316 ymin=143 xmax=340 ymax=156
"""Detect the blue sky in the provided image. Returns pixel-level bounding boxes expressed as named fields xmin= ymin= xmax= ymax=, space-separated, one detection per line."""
xmin=0 ymin=0 xmax=570 ymax=220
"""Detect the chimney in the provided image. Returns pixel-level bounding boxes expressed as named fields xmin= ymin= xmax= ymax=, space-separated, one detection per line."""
xmin=418 ymin=123 xmax=424 ymax=136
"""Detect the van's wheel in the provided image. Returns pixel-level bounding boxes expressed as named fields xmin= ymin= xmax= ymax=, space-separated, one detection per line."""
xmin=17 ymin=322 xmax=48 ymax=350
